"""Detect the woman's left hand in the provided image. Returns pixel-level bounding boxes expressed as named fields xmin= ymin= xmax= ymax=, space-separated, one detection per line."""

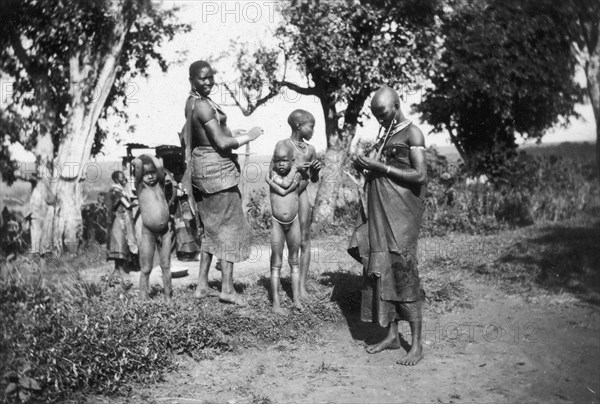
xmin=355 ymin=156 xmax=384 ymax=172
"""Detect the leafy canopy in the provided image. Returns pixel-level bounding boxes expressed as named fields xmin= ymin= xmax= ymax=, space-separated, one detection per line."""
xmin=0 ymin=0 xmax=189 ymax=183
xmin=418 ymin=0 xmax=583 ymax=175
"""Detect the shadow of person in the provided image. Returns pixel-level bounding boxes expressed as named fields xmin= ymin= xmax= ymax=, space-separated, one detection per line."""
xmin=320 ymin=271 xmax=388 ymax=345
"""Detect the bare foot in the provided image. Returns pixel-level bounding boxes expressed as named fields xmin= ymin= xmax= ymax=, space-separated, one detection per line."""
xmin=299 ymin=287 xmax=310 ymax=299
xmin=272 ymin=305 xmax=286 ymax=315
xmin=293 ymin=300 xmax=304 ymax=312
xmin=397 ymin=345 xmax=424 ymax=366
xmin=365 ymin=336 xmax=401 ymax=354
xmin=194 ymin=288 xmax=220 ymax=300
xmin=219 ymin=292 xmax=247 ymax=306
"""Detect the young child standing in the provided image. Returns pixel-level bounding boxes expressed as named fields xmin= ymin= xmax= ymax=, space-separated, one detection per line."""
xmin=266 ymin=142 xmax=303 ymax=313
xmin=278 ymin=110 xmax=322 ymax=299
xmin=133 ymin=154 xmax=173 ymax=301
xmin=106 ymin=171 xmax=138 ymax=288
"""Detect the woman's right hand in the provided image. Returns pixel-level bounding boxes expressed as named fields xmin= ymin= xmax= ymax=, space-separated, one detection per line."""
xmin=247 ymin=126 xmax=264 ymax=141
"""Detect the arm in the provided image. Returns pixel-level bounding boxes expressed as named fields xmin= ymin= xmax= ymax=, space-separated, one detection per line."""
xmin=272 ymin=167 xmax=298 ymax=189
xmin=308 ymin=146 xmax=321 ymax=183
xmin=355 ymin=126 xmax=427 ymax=185
xmin=266 ymin=172 xmax=301 ymax=196
xmin=132 ymin=158 xmax=144 ymax=191
xmin=164 ymin=168 xmax=178 ymax=207
xmin=118 ymin=196 xmax=132 ymax=209
xmin=384 ymin=127 xmax=427 ymax=184
xmin=194 ymin=100 xmax=262 ymax=152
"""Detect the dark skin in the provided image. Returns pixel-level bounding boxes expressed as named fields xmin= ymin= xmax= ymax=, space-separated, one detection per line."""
xmin=267 ymin=147 xmax=303 ymax=313
xmin=354 ymin=86 xmax=426 ymax=366
xmin=187 ymin=64 xmax=263 ymax=305
xmin=188 ymin=66 xmax=263 ymax=151
xmin=274 ymin=113 xmax=322 ymax=299
xmin=135 ymin=161 xmax=173 ymax=302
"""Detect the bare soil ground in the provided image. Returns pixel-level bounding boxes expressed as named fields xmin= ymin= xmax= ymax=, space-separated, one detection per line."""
xmin=132 ymin=281 xmax=598 ymax=404
xmin=83 ymin=218 xmax=600 ymax=404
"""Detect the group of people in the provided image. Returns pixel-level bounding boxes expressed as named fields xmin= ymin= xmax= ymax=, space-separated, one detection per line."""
xmin=106 ymin=60 xmax=427 ymax=365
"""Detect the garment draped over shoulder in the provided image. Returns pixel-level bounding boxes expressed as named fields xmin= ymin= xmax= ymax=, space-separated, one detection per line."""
xmin=348 ymin=126 xmax=425 ymax=327
xmin=183 ymin=94 xmax=251 ymax=263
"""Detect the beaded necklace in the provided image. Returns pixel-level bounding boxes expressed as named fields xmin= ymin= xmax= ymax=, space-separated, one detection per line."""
xmin=288 ymin=137 xmax=309 ymax=156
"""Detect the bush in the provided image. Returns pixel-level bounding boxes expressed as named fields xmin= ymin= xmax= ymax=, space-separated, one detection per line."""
xmin=244 ymin=146 xmax=599 ymax=238
xmin=420 ymin=147 xmax=600 ymax=236
xmin=245 ymin=188 xmax=272 ymax=239
xmin=0 ymin=270 xmax=342 ymax=402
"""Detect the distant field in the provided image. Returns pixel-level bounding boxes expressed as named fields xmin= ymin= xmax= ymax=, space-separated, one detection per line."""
xmin=2 ymin=141 xmax=597 ymax=215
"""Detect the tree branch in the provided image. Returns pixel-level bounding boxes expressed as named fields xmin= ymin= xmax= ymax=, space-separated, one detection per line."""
xmin=278 ymin=80 xmax=317 ymax=96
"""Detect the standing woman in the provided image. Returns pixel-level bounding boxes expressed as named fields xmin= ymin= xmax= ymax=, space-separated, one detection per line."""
xmin=348 ymin=86 xmax=427 ymax=366
xmin=182 ymin=60 xmax=263 ymax=305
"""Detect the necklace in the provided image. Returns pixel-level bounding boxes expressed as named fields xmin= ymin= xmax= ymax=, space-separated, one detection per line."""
xmin=288 ymin=138 xmax=309 ymax=156
xmin=189 ymin=90 xmax=221 ymax=124
xmin=374 ymin=118 xmax=411 ymax=160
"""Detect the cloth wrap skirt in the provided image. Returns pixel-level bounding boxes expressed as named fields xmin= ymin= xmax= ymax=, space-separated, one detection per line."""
xmin=348 ymin=171 xmax=425 ymax=328
xmin=191 ymin=146 xmax=251 ymax=263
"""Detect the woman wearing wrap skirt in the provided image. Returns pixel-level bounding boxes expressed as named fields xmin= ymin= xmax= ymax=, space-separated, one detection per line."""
xmin=182 ymin=60 xmax=263 ymax=305
xmin=349 ymin=86 xmax=427 ymax=366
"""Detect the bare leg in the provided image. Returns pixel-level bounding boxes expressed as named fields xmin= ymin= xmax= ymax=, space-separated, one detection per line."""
xmin=270 ymin=267 xmax=284 ymax=314
xmin=298 ymin=192 xmax=311 ymax=299
xmin=270 ymin=220 xmax=286 ymax=313
xmin=139 ymin=227 xmax=156 ymax=300
xmin=195 ymin=251 xmax=219 ymax=299
xmin=287 ymin=219 xmax=302 ymax=311
xmin=366 ymin=321 xmax=401 ymax=354
xmin=397 ymin=320 xmax=424 ymax=366
xmin=115 ymin=259 xmax=131 ymax=290
xmin=158 ymin=229 xmax=173 ymax=302
xmin=219 ymin=260 xmax=246 ymax=306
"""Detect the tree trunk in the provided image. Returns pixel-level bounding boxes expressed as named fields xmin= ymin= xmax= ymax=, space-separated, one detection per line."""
xmin=40 ymin=15 xmax=130 ymax=256
xmin=585 ymin=34 xmax=600 ymax=180
xmin=311 ymin=95 xmax=362 ymax=224
xmin=312 ymin=146 xmax=350 ymax=224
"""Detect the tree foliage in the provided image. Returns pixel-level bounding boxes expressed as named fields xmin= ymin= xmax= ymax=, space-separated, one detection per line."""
xmin=418 ymin=0 xmax=584 ymax=175
xmin=225 ymin=0 xmax=441 ymax=222
xmin=277 ymin=0 xmax=440 ymax=147
xmin=0 ymin=0 xmax=189 ymax=183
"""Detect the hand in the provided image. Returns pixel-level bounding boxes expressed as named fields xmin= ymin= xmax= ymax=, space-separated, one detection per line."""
xmin=232 ymin=129 xmax=247 ymax=137
xmin=355 ymin=156 xmax=383 ymax=172
xmin=296 ymin=162 xmax=311 ymax=173
xmin=247 ymin=127 xmax=264 ymax=141
xmin=310 ymin=159 xmax=323 ymax=172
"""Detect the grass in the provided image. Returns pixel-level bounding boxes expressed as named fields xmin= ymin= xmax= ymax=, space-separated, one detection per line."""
xmin=418 ymin=210 xmax=600 ymax=305
xmin=1 ymin=142 xmax=598 ymax=401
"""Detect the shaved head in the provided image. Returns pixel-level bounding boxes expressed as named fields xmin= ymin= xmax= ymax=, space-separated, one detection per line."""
xmin=287 ymin=109 xmax=315 ymax=128
xmin=371 ymin=86 xmax=400 ymax=110
xmin=274 ymin=140 xmax=294 ymax=158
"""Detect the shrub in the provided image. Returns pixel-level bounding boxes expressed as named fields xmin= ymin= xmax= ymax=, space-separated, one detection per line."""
xmin=245 ymin=188 xmax=272 ymax=239
xmin=420 ymin=147 xmax=599 ymax=236
xmin=0 ymin=270 xmax=341 ymax=402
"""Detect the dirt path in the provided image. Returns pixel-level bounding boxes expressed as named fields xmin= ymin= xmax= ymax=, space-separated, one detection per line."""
xmin=118 ymin=278 xmax=598 ymax=404
xmin=79 ymin=230 xmax=599 ymax=404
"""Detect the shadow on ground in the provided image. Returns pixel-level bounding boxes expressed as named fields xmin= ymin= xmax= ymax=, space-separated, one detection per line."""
xmin=320 ymin=271 xmax=391 ymax=346
xmin=495 ymin=219 xmax=600 ymax=304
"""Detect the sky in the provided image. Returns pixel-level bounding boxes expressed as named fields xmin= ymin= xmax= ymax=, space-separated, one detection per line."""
xmin=6 ymin=0 xmax=597 ymax=162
